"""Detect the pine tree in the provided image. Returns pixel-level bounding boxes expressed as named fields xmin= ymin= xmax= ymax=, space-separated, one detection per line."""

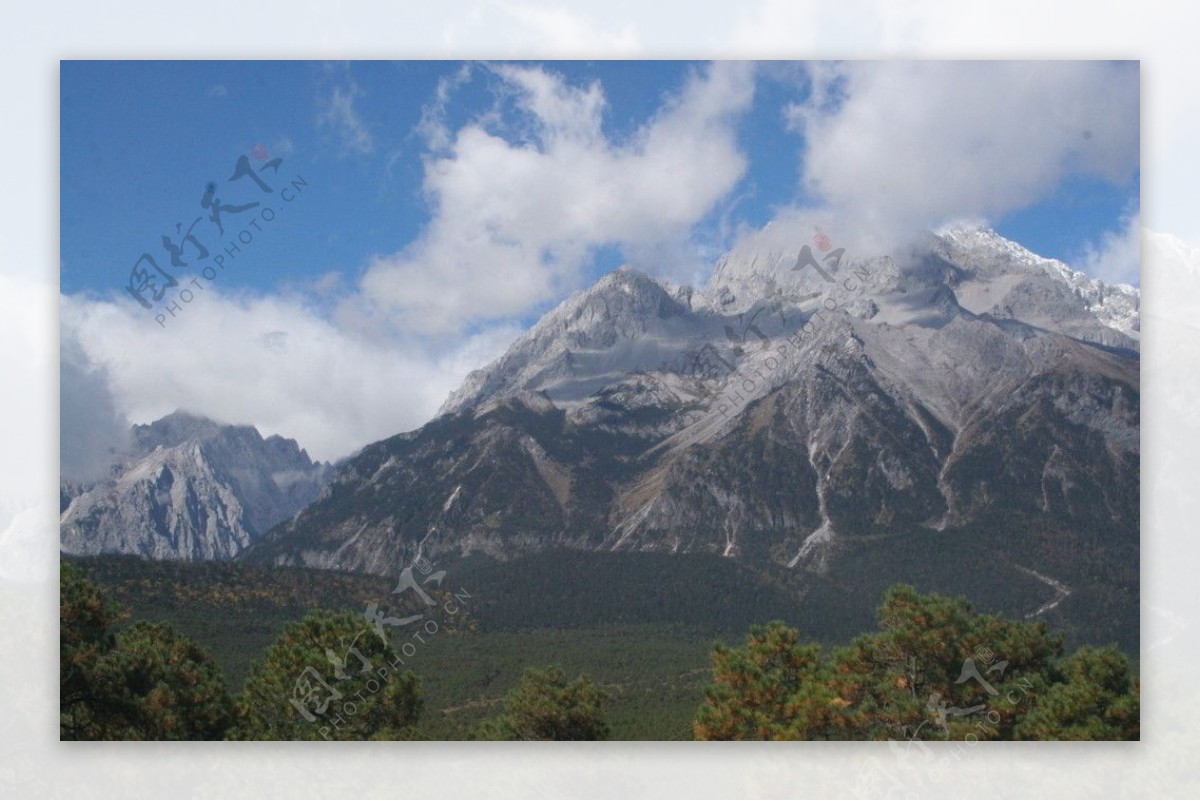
xmin=825 ymin=584 xmax=1064 ymax=741
xmin=474 ymin=666 xmax=609 ymax=740
xmin=693 ymin=621 xmax=839 ymax=740
xmin=60 ymin=564 xmax=232 ymax=740
xmin=1014 ymin=645 xmax=1139 ymax=740
xmin=231 ymin=610 xmax=422 ymax=740
xmin=93 ymin=622 xmax=233 ymax=739
xmin=60 ymin=562 xmax=122 ymax=738
xmin=692 ymin=585 xmax=1134 ymax=741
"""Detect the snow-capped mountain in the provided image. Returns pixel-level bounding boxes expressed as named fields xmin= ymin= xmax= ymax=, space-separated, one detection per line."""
xmin=245 ymin=226 xmax=1139 ymax=647
xmin=934 ymin=226 xmax=1139 ymax=344
xmin=441 ymin=226 xmax=1137 ymax=419
xmin=60 ymin=411 xmax=330 ymax=560
xmin=439 ymin=268 xmax=711 ymax=416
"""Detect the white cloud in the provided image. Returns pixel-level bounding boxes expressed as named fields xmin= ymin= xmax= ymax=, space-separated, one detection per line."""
xmin=319 ymin=76 xmax=374 ymax=156
xmin=60 ymin=290 xmax=520 ymax=463
xmin=785 ymin=61 xmax=1140 ymax=253
xmin=351 ymin=61 xmax=755 ymax=334
xmin=415 ymin=63 xmax=474 ymax=153
xmin=1079 ymin=209 xmax=1142 ymax=287
xmin=60 ymin=329 xmax=130 ymax=483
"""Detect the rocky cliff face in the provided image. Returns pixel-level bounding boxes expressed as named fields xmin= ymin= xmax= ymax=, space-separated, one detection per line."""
xmin=245 ymin=226 xmax=1138 ymax=631
xmin=60 ymin=411 xmax=330 ymax=560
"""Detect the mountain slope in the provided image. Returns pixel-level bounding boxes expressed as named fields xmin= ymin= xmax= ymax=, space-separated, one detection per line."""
xmin=243 ymin=227 xmax=1138 ymax=646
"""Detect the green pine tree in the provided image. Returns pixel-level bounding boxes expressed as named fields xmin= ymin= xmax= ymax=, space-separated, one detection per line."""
xmin=93 ymin=622 xmax=233 ymax=739
xmin=60 ymin=563 xmax=232 ymax=740
xmin=1014 ymin=645 xmax=1139 ymax=740
xmin=693 ymin=621 xmax=838 ymax=740
xmin=231 ymin=610 xmax=422 ymax=740
xmin=692 ymin=584 xmax=1133 ymax=741
xmin=474 ymin=666 xmax=610 ymax=740
xmin=825 ymin=584 xmax=1063 ymax=741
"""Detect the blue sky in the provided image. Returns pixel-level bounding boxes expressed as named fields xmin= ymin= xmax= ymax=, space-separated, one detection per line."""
xmin=60 ymin=60 xmax=1141 ymax=465
xmin=62 ymin=61 xmax=450 ymax=298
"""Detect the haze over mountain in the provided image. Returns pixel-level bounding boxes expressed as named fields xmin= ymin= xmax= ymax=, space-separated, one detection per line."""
xmin=242 ymin=225 xmax=1139 ymax=646
xmin=60 ymin=411 xmax=330 ymax=560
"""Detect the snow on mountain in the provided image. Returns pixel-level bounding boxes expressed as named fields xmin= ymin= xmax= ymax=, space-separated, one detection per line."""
xmin=936 ymin=225 xmax=1139 ymax=344
xmin=440 ymin=226 xmax=1138 ymax=431
xmin=440 ymin=268 xmax=722 ymax=415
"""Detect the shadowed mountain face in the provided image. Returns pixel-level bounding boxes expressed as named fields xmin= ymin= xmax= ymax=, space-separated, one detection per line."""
xmin=243 ymin=227 xmax=1138 ymax=646
xmin=61 ymin=411 xmax=330 ymax=560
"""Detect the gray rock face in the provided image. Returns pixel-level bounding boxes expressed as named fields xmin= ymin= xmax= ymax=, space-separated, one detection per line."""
xmin=60 ymin=411 xmax=330 ymax=560
xmin=247 ymin=225 xmax=1138 ymax=621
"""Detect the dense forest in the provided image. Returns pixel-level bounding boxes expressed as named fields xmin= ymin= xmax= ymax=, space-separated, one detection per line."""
xmin=62 ymin=556 xmax=1137 ymax=741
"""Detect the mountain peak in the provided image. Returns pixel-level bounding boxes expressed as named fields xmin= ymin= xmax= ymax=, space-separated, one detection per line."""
xmin=133 ymin=409 xmax=225 ymax=449
xmin=61 ymin=412 xmax=330 ymax=561
xmin=245 ymin=225 xmax=1140 ymax=651
xmin=438 ymin=267 xmax=696 ymax=415
xmin=931 ymin=226 xmax=1139 ymax=344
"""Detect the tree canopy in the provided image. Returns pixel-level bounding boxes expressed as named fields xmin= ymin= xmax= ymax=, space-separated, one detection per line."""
xmin=60 ymin=564 xmax=232 ymax=740
xmin=64 ymin=563 xmax=1137 ymax=742
xmin=231 ymin=610 xmax=423 ymax=741
xmin=474 ymin=666 xmax=610 ymax=741
xmin=695 ymin=584 xmax=1138 ymax=741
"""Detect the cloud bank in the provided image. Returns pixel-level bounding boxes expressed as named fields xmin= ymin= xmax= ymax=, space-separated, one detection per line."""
xmin=1080 ymin=209 xmax=1142 ymax=287
xmin=786 ymin=60 xmax=1140 ymax=252
xmin=63 ymin=62 xmax=758 ymax=464
xmin=60 ymin=290 xmax=521 ymax=464
xmin=60 ymin=331 xmax=130 ymax=484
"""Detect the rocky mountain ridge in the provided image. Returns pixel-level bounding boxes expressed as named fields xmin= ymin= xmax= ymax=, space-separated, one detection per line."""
xmin=60 ymin=411 xmax=330 ymax=560
xmin=245 ymin=225 xmax=1138 ymax=641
